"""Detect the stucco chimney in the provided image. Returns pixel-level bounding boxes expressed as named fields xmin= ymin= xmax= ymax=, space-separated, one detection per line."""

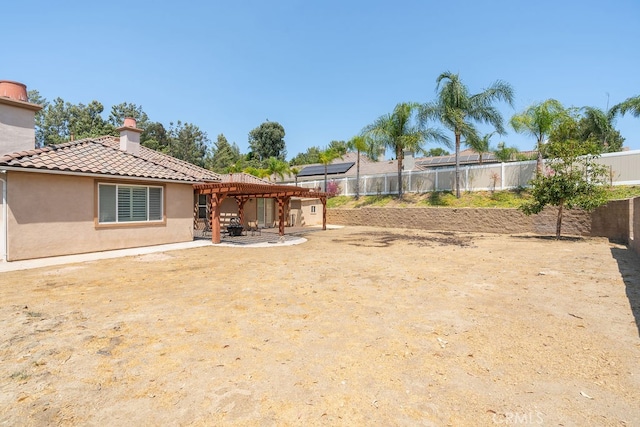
xmin=117 ymin=117 xmax=142 ymax=156
xmin=402 ymin=149 xmax=415 ymax=171
xmin=0 ymin=80 xmax=42 ymax=155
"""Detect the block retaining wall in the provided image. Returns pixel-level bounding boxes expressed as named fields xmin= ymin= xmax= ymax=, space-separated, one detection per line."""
xmin=327 ymin=199 xmax=637 ymax=248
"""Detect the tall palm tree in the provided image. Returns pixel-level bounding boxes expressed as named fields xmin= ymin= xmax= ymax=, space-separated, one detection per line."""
xmin=422 ymin=72 xmax=514 ymax=198
xmin=318 ymin=147 xmax=342 ymax=192
xmin=347 ymin=135 xmax=371 ymax=199
xmin=365 ymin=102 xmax=447 ymax=198
xmin=510 ymin=99 xmax=565 ymax=174
xmin=611 ymin=95 xmax=640 ymax=118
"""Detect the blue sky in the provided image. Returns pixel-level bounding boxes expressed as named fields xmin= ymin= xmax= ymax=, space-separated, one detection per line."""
xmin=3 ymin=0 xmax=639 ymax=159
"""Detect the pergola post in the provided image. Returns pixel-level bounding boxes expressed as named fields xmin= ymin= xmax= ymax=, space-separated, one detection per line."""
xmin=321 ymin=196 xmax=327 ymax=230
xmin=193 ymin=197 xmax=199 ymax=230
xmin=209 ymin=193 xmax=225 ymax=244
xmin=277 ymin=196 xmax=290 ymax=236
xmin=235 ymin=197 xmax=248 ymax=225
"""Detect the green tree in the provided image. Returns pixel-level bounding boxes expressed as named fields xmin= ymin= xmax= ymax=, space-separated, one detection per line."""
xmin=26 ymin=91 xmax=59 ymax=147
xmin=166 ymin=121 xmax=210 ymax=167
xmin=248 ymin=121 xmax=286 ymax=161
xmin=510 ymin=99 xmax=565 ymax=174
xmin=141 ymin=122 xmax=170 ymax=152
xmin=68 ymin=100 xmax=115 ymax=140
xmin=425 ymin=147 xmax=450 ymax=157
xmin=366 ymin=102 xmax=448 ymax=198
xmin=466 ymin=132 xmax=495 ymax=164
xmin=108 ymin=102 xmax=150 ymax=130
xmin=318 ymin=147 xmax=342 ymax=192
xmin=578 ymin=106 xmax=624 ymax=153
xmin=611 ymin=95 xmax=640 ymax=118
xmin=328 ymin=140 xmax=348 ymax=156
xmin=347 ymin=135 xmax=371 ymax=200
xmin=207 ymin=134 xmax=241 ymax=173
xmin=264 ymin=156 xmax=290 ymax=182
xmin=290 ymin=146 xmax=321 ymax=165
xmin=521 ymin=113 xmax=609 ymax=239
xmin=290 ymin=166 xmax=301 ymax=186
xmin=422 ymin=71 xmax=514 ymax=198
xmin=493 ymin=142 xmax=518 ymax=162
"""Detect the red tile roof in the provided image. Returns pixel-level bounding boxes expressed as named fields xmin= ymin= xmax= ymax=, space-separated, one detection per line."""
xmin=0 ymin=136 xmax=222 ymax=183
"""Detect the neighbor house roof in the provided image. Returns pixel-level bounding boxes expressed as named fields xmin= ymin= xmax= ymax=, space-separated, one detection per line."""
xmin=219 ymin=172 xmax=273 ymax=185
xmin=297 ymin=162 xmax=355 ymax=177
xmin=286 ymin=152 xmax=397 ymax=181
xmin=414 ymin=149 xmax=538 ymax=169
xmin=0 ymin=136 xmax=222 ymax=183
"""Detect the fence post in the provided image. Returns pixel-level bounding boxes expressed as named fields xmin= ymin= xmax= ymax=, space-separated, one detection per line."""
xmin=501 ymin=163 xmax=505 ymax=190
xmin=465 ymin=167 xmax=469 ymax=192
xmin=435 ymin=169 xmax=439 ymax=191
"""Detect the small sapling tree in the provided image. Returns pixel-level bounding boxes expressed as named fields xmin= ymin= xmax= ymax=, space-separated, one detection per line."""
xmin=520 ymin=113 xmax=609 ymax=239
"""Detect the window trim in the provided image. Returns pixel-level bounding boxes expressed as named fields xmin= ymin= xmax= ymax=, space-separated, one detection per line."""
xmin=95 ymin=181 xmax=166 ymax=228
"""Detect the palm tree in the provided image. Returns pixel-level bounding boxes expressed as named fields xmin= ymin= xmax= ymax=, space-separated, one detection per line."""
xmin=466 ymin=131 xmax=496 ymax=164
xmin=290 ymin=166 xmax=301 ymax=186
xmin=510 ymin=99 xmax=565 ymax=174
xmin=264 ymin=156 xmax=289 ymax=182
xmin=493 ymin=142 xmax=518 ymax=163
xmin=422 ymin=72 xmax=514 ymax=198
xmin=580 ymin=106 xmax=620 ymax=152
xmin=365 ymin=102 xmax=447 ymax=198
xmin=346 ymin=135 xmax=371 ymax=200
xmin=318 ymin=148 xmax=342 ymax=192
xmin=611 ymin=95 xmax=640 ymax=118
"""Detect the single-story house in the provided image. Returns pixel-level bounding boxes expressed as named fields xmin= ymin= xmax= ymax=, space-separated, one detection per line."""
xmin=0 ymin=80 xmax=324 ymax=261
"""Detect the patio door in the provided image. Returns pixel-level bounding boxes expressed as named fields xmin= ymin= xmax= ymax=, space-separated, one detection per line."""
xmin=257 ymin=198 xmax=275 ymax=228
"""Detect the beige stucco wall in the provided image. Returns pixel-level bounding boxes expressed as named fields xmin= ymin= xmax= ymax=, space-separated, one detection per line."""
xmin=6 ymin=171 xmax=194 ymax=261
xmin=0 ymin=102 xmax=37 ymax=155
xmin=299 ymin=199 xmax=322 ymax=226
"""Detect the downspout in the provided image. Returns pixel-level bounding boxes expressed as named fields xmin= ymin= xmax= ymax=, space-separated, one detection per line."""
xmin=1 ymin=170 xmax=7 ymax=262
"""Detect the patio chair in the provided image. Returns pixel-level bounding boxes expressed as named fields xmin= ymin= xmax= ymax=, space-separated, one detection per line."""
xmin=246 ymin=220 xmax=261 ymax=236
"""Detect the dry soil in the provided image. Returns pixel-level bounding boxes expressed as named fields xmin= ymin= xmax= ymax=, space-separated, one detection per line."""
xmin=1 ymin=226 xmax=639 ymax=426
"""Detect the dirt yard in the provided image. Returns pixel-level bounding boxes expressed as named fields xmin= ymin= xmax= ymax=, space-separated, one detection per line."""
xmin=1 ymin=226 xmax=639 ymax=426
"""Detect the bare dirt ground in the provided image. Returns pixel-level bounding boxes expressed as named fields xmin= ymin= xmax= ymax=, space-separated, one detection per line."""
xmin=1 ymin=226 xmax=639 ymax=426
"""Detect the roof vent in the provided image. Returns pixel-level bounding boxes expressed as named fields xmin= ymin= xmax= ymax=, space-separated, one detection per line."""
xmin=0 ymin=80 xmax=28 ymax=102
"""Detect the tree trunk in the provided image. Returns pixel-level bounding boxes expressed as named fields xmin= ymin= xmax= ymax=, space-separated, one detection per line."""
xmin=324 ymin=166 xmax=328 ymax=192
xmin=556 ymin=201 xmax=564 ymax=239
xmin=397 ymin=147 xmax=403 ymax=198
xmin=536 ymin=137 xmax=544 ymax=176
xmin=355 ymin=149 xmax=360 ymax=200
xmin=455 ymin=133 xmax=461 ymax=198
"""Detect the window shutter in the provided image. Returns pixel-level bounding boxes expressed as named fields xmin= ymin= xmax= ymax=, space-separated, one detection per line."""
xmin=149 ymin=187 xmax=162 ymax=220
xmin=131 ymin=187 xmax=147 ymax=221
xmin=118 ymin=186 xmax=132 ymax=221
xmin=99 ymin=185 xmax=116 ymax=222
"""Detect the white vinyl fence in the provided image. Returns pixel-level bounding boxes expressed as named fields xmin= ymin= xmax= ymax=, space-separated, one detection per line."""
xmin=290 ymin=150 xmax=640 ymax=196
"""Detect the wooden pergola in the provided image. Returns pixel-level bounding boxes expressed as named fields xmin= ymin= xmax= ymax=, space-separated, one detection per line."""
xmin=193 ymin=182 xmax=327 ymax=243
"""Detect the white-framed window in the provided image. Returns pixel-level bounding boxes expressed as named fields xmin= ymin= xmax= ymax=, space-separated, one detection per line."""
xmin=98 ymin=183 xmax=163 ymax=223
xmin=310 ymin=205 xmax=317 ymax=214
